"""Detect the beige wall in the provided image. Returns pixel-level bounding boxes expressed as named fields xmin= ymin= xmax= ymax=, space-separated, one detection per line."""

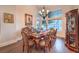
xmin=0 ymin=15 xmax=1 ymax=39
xmin=15 ymin=5 xmax=37 ymax=30
xmin=0 ymin=6 xmax=16 ymax=45
xmin=0 ymin=5 xmax=37 ymax=47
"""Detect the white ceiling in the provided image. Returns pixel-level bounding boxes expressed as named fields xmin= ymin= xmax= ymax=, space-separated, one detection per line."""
xmin=35 ymin=5 xmax=78 ymax=13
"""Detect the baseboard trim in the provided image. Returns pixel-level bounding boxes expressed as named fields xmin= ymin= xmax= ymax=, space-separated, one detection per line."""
xmin=57 ymin=36 xmax=65 ymax=39
xmin=0 ymin=37 xmax=22 ymax=47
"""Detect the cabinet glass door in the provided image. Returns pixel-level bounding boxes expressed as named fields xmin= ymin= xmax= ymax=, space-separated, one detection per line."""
xmin=67 ymin=16 xmax=76 ymax=33
xmin=68 ymin=15 xmax=76 ymax=48
xmin=69 ymin=34 xmax=75 ymax=47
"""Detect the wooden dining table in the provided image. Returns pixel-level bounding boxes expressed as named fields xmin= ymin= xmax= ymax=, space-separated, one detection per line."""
xmin=21 ymin=27 xmax=57 ymax=52
xmin=30 ymin=30 xmax=50 ymax=48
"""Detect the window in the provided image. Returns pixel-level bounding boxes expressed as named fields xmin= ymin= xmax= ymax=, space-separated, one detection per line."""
xmin=36 ymin=9 xmax=63 ymax=32
xmin=36 ymin=16 xmax=40 ymax=31
xmin=42 ymin=20 xmax=47 ymax=31
xmin=48 ymin=9 xmax=63 ymax=32
xmin=48 ymin=20 xmax=62 ymax=32
xmin=48 ymin=9 xmax=62 ymax=18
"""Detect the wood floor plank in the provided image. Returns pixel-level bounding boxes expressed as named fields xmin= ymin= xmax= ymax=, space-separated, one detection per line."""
xmin=0 ymin=38 xmax=74 ymax=53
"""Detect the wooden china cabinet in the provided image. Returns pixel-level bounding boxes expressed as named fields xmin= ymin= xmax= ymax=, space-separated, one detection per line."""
xmin=65 ymin=9 xmax=79 ymax=52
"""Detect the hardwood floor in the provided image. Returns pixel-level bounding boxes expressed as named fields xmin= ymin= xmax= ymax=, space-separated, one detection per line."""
xmin=0 ymin=38 xmax=74 ymax=53
xmin=0 ymin=40 xmax=23 ymax=53
xmin=51 ymin=38 xmax=74 ymax=53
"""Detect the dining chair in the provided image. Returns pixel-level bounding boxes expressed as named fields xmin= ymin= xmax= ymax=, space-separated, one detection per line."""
xmin=21 ymin=30 xmax=28 ymax=52
xmin=26 ymin=35 xmax=36 ymax=53
xmin=38 ymin=35 xmax=52 ymax=53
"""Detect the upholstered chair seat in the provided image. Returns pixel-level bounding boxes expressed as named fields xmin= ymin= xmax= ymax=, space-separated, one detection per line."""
xmin=39 ymin=40 xmax=45 ymax=47
xmin=28 ymin=40 xmax=35 ymax=46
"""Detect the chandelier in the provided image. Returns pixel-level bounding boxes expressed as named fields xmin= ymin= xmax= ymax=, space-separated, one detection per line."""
xmin=39 ymin=6 xmax=49 ymax=19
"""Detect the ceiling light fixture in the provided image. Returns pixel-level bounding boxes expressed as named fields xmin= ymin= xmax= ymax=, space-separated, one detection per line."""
xmin=39 ymin=6 xmax=49 ymax=19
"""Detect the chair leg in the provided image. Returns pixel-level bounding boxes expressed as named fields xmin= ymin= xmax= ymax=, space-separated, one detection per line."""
xmin=27 ymin=46 xmax=32 ymax=53
xmin=49 ymin=47 xmax=51 ymax=52
xmin=48 ymin=43 xmax=52 ymax=52
xmin=23 ymin=45 xmax=24 ymax=52
xmin=27 ymin=46 xmax=30 ymax=53
xmin=44 ymin=48 xmax=46 ymax=53
xmin=44 ymin=46 xmax=46 ymax=53
xmin=23 ymin=42 xmax=25 ymax=52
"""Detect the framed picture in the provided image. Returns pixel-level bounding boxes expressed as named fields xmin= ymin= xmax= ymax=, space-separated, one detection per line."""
xmin=25 ymin=14 xmax=33 ymax=26
xmin=4 ymin=13 xmax=14 ymax=23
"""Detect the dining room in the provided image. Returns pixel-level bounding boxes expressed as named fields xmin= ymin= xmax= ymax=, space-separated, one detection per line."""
xmin=0 ymin=5 xmax=79 ymax=53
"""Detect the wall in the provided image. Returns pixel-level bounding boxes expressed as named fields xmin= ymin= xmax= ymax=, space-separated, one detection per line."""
xmin=0 ymin=6 xmax=17 ymax=46
xmin=0 ymin=13 xmax=1 ymax=40
xmin=0 ymin=5 xmax=37 ymax=47
xmin=15 ymin=5 xmax=37 ymax=30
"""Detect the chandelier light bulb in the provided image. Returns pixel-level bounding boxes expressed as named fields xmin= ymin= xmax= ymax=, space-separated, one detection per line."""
xmin=39 ymin=11 xmax=42 ymax=15
xmin=42 ymin=9 xmax=45 ymax=12
xmin=39 ymin=6 xmax=50 ymax=19
xmin=47 ymin=10 xmax=49 ymax=14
